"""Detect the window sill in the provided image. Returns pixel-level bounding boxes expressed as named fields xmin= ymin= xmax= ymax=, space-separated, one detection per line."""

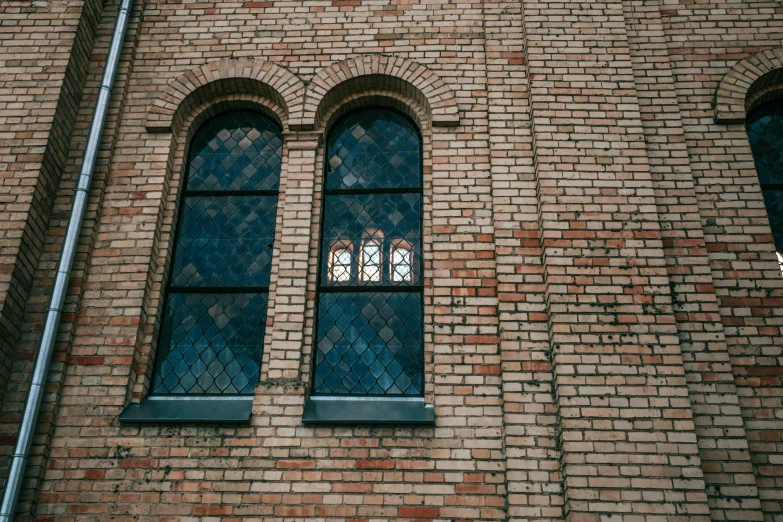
xmin=119 ymin=396 xmax=253 ymax=424
xmin=302 ymin=396 xmax=434 ymax=425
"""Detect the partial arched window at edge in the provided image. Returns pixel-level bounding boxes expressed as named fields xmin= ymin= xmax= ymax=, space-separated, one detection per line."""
xmin=747 ymin=101 xmax=783 ymax=275
xmin=314 ymin=108 xmax=424 ymax=396
xmin=151 ymin=111 xmax=282 ymax=395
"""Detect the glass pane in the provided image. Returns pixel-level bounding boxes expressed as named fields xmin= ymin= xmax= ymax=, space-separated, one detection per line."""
xmin=314 ymin=292 xmax=423 ymax=396
xmin=329 ymin=245 xmax=353 ymax=282
xmin=748 ymin=102 xmax=783 ymax=186
xmin=391 ymin=242 xmax=413 ymax=282
xmin=360 ymin=239 xmax=382 ymax=282
xmin=188 ymin=112 xmax=282 ymax=191
xmin=763 ymin=188 xmax=783 ymax=252
xmin=320 ymin=193 xmax=421 ymax=286
xmin=326 ymin=109 xmax=421 ymax=190
xmin=171 ymin=195 xmax=277 ymax=288
xmin=152 ymin=293 xmax=267 ymax=395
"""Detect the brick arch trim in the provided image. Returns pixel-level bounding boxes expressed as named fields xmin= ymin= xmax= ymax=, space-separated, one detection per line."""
xmin=303 ymin=55 xmax=459 ymax=130
xmin=715 ymin=47 xmax=783 ymax=123
xmin=145 ymin=58 xmax=306 ymax=133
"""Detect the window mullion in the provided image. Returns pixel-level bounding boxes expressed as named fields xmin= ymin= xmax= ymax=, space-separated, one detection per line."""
xmin=185 ymin=189 xmax=279 ymax=197
xmin=167 ymin=286 xmax=270 ymax=294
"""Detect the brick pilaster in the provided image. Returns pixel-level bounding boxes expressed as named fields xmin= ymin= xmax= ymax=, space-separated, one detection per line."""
xmin=655 ymin=4 xmax=783 ymax=519
xmin=622 ymin=1 xmax=764 ymax=519
xmin=0 ymin=0 xmax=103 ymax=408
xmin=263 ymin=132 xmax=320 ymax=382
xmin=485 ymin=0 xmax=564 ymax=520
xmin=0 ymin=0 xmax=142 ymax=516
xmin=521 ymin=0 xmax=712 ymax=519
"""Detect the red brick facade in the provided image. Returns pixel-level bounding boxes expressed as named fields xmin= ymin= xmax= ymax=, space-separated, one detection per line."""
xmin=0 ymin=0 xmax=781 ymax=521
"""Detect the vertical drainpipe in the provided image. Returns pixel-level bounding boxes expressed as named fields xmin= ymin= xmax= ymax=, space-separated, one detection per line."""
xmin=0 ymin=0 xmax=133 ymax=518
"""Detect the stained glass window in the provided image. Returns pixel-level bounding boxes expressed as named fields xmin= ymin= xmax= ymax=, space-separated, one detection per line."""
xmin=152 ymin=112 xmax=282 ymax=395
xmin=314 ymin=109 xmax=424 ymax=396
xmin=747 ymin=101 xmax=783 ymax=274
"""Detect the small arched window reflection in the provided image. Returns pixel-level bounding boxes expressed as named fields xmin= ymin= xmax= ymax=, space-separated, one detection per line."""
xmin=747 ymin=101 xmax=783 ymax=274
xmin=329 ymin=241 xmax=353 ymax=282
xmin=315 ymin=108 xmax=424 ymax=396
xmin=152 ymin=112 xmax=282 ymax=395
xmin=359 ymin=229 xmax=384 ymax=282
xmin=391 ymin=239 xmax=414 ymax=283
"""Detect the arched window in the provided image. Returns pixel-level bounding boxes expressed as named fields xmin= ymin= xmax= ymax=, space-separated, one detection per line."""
xmin=314 ymin=108 xmax=424 ymax=396
xmin=152 ymin=111 xmax=282 ymax=395
xmin=747 ymin=101 xmax=783 ymax=273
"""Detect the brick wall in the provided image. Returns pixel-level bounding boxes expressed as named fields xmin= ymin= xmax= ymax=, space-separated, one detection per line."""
xmin=0 ymin=0 xmax=102 ymax=410
xmin=658 ymin=1 xmax=783 ymax=518
xmin=0 ymin=0 xmax=781 ymax=521
xmin=0 ymin=0 xmax=141 ymax=513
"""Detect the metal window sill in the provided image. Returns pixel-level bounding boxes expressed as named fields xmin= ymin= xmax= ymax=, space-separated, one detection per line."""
xmin=302 ymin=396 xmax=434 ymax=425
xmin=119 ymin=396 xmax=253 ymax=424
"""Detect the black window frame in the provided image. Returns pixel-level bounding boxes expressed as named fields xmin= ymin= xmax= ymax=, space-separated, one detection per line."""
xmin=150 ymin=110 xmax=282 ymax=397
xmin=311 ymin=107 xmax=426 ymax=399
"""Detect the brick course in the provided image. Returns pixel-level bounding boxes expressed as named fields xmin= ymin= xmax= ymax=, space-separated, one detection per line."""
xmin=0 ymin=0 xmax=781 ymax=521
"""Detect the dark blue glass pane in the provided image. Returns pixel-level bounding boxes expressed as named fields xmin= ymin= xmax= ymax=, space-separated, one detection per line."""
xmin=314 ymin=292 xmax=422 ymax=396
xmin=763 ymin=189 xmax=783 ymax=252
xmin=315 ymin=109 xmax=424 ymax=398
xmin=152 ymin=293 xmax=267 ymax=395
xmin=320 ymin=193 xmax=421 ymax=287
xmin=188 ymin=112 xmax=282 ymax=191
xmin=748 ymin=102 xmax=783 ymax=186
xmin=153 ymin=112 xmax=279 ymax=397
xmin=326 ymin=109 xmax=421 ymax=190
xmin=171 ymin=195 xmax=277 ymax=287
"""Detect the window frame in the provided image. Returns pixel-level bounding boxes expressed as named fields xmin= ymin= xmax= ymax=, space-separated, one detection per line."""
xmin=151 ymin=110 xmax=282 ymax=397
xmin=747 ymin=99 xmax=783 ymax=273
xmin=310 ymin=106 xmax=427 ymax=399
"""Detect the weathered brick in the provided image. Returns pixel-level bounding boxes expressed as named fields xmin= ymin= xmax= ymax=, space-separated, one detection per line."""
xmin=0 ymin=0 xmax=781 ymax=521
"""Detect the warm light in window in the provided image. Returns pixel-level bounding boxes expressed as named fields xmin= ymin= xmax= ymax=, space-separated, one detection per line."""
xmin=359 ymin=230 xmax=384 ymax=282
xmin=329 ymin=242 xmax=352 ymax=282
xmin=391 ymin=240 xmax=413 ymax=282
xmin=360 ymin=239 xmax=382 ymax=282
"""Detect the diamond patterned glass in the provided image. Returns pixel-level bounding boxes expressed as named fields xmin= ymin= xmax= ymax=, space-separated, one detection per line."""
xmin=360 ymin=239 xmax=382 ymax=282
xmin=320 ymin=193 xmax=421 ymax=287
xmin=153 ymin=111 xmax=281 ymax=396
xmin=329 ymin=245 xmax=353 ymax=282
xmin=152 ymin=293 xmax=267 ymax=395
xmin=391 ymin=242 xmax=413 ymax=282
xmin=171 ymin=195 xmax=277 ymax=288
xmin=314 ymin=292 xmax=423 ymax=395
xmin=327 ymin=109 xmax=421 ymax=190
xmin=748 ymin=102 xmax=783 ymax=186
xmin=315 ymin=109 xmax=424 ymax=397
xmin=188 ymin=112 xmax=282 ymax=191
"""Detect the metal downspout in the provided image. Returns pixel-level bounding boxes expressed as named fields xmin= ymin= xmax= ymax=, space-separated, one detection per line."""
xmin=0 ymin=0 xmax=133 ymax=518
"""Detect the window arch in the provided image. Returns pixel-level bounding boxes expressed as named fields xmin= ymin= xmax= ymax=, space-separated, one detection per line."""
xmin=747 ymin=101 xmax=783 ymax=272
xmin=314 ymin=108 xmax=424 ymax=396
xmin=152 ymin=111 xmax=282 ymax=395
